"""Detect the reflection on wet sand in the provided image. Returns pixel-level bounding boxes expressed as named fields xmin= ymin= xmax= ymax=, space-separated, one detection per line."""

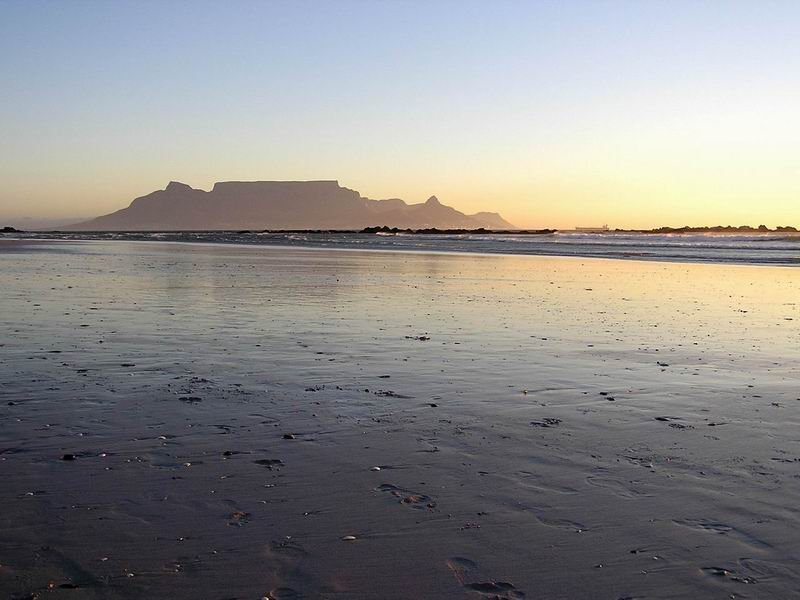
xmin=1 ymin=240 xmax=799 ymax=599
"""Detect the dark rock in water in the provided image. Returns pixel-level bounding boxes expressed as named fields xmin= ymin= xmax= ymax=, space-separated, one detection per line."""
xmin=1 ymin=226 xmax=21 ymax=233
xmin=530 ymin=418 xmax=562 ymax=428
xmin=363 ymin=224 xmax=554 ymax=235
xmin=283 ymin=433 xmax=296 ymax=440
xmin=374 ymin=390 xmax=412 ymax=398
xmin=61 ymin=453 xmax=76 ymax=461
xmin=178 ymin=396 xmax=202 ymax=403
xmin=405 ymin=335 xmax=430 ymax=341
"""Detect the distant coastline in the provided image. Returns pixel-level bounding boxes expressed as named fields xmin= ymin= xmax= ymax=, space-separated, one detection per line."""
xmin=4 ymin=224 xmax=798 ymax=235
xmin=358 ymin=225 xmax=800 ymax=235
xmin=625 ymin=225 xmax=799 ymax=234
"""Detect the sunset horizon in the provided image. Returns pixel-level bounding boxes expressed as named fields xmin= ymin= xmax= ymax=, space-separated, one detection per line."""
xmin=5 ymin=176 xmax=799 ymax=232
xmin=2 ymin=1 xmax=798 ymax=229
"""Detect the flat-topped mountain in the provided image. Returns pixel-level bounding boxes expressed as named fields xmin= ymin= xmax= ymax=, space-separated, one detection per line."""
xmin=65 ymin=180 xmax=515 ymax=231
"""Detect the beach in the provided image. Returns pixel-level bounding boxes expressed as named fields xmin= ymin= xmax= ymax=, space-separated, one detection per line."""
xmin=1 ymin=240 xmax=799 ymax=599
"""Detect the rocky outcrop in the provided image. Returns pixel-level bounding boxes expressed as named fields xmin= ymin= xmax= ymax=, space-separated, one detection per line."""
xmin=65 ymin=181 xmax=516 ymax=231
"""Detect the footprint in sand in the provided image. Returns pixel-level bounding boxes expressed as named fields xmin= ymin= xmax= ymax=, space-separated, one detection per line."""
xmin=254 ymin=458 xmax=284 ymax=470
xmin=266 ymin=588 xmax=300 ymax=599
xmin=585 ymin=474 xmax=650 ymax=499
xmin=701 ymin=566 xmax=758 ymax=584
xmin=446 ymin=557 xmax=525 ymax=599
xmin=673 ymin=519 xmax=771 ymax=550
xmin=533 ymin=513 xmax=588 ymax=533
xmin=264 ymin=540 xmax=308 ymax=599
xmin=377 ymin=483 xmax=436 ymax=510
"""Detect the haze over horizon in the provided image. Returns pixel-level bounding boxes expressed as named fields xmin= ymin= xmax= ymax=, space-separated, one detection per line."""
xmin=2 ymin=1 xmax=798 ymax=229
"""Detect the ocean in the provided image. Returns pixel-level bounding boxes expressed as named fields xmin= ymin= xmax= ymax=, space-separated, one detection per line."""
xmin=7 ymin=230 xmax=799 ymax=265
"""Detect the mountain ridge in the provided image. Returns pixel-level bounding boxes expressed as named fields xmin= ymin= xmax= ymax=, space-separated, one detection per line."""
xmin=65 ymin=180 xmax=515 ymax=231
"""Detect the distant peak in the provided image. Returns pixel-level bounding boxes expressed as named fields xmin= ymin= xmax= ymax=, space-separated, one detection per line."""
xmin=425 ymin=195 xmax=441 ymax=205
xmin=165 ymin=181 xmax=193 ymax=192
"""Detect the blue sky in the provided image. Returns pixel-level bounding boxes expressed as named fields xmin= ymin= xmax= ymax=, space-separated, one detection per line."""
xmin=1 ymin=0 xmax=798 ymax=227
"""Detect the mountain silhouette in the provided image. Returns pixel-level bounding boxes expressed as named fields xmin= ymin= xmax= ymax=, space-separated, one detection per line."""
xmin=65 ymin=181 xmax=515 ymax=230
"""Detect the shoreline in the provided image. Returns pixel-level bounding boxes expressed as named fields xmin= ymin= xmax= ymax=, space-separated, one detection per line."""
xmin=2 ymin=234 xmax=798 ymax=269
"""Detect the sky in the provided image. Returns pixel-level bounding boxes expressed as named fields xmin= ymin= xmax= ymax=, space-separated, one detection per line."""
xmin=1 ymin=0 xmax=798 ymax=229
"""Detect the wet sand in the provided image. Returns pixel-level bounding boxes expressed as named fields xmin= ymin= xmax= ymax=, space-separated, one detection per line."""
xmin=1 ymin=240 xmax=799 ymax=599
